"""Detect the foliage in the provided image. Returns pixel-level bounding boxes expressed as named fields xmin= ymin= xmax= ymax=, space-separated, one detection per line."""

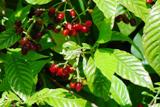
xmin=0 ymin=0 xmax=160 ymax=107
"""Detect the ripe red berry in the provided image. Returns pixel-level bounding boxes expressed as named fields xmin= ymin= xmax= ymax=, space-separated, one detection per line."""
xmin=70 ymin=82 xmax=76 ymax=89
xmin=146 ymin=0 xmax=153 ymax=4
xmin=65 ymin=22 xmax=72 ymax=30
xmin=72 ymin=23 xmax=82 ymax=31
xmin=56 ymin=67 xmax=64 ymax=77
xmin=75 ymin=82 xmax=83 ymax=92
xmin=81 ymin=26 xmax=89 ymax=33
xmin=57 ymin=12 xmax=65 ymax=21
xmin=49 ymin=64 xmax=58 ymax=74
xmin=62 ymin=29 xmax=70 ymax=36
xmin=85 ymin=20 xmax=92 ymax=27
xmin=48 ymin=7 xmax=55 ymax=16
xmin=70 ymin=9 xmax=76 ymax=18
xmin=20 ymin=37 xmax=29 ymax=46
xmin=70 ymin=30 xmax=77 ymax=36
xmin=65 ymin=66 xmax=75 ymax=73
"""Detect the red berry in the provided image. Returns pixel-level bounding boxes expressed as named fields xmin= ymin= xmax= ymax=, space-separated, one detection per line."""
xmin=56 ymin=67 xmax=64 ymax=77
xmin=57 ymin=12 xmax=65 ymax=21
xmin=85 ymin=20 xmax=92 ymax=27
xmin=137 ymin=104 xmax=143 ymax=107
xmin=72 ymin=23 xmax=82 ymax=31
xmin=49 ymin=64 xmax=58 ymax=74
xmin=65 ymin=66 xmax=75 ymax=74
xmin=146 ymin=0 xmax=153 ymax=4
xmin=81 ymin=26 xmax=89 ymax=33
xmin=70 ymin=9 xmax=76 ymax=18
xmin=70 ymin=30 xmax=77 ymax=36
xmin=62 ymin=29 xmax=70 ymax=36
xmin=65 ymin=22 xmax=72 ymax=30
xmin=21 ymin=45 xmax=29 ymax=55
xmin=75 ymin=82 xmax=83 ymax=92
xmin=20 ymin=37 xmax=29 ymax=46
xmin=33 ymin=32 xmax=43 ymax=40
xmin=48 ymin=7 xmax=55 ymax=16
xmin=70 ymin=82 xmax=76 ymax=89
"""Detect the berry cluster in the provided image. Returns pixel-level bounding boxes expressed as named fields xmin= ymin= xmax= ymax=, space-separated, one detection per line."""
xmin=47 ymin=7 xmax=92 ymax=36
xmin=70 ymin=82 xmax=83 ymax=92
xmin=20 ymin=37 xmax=41 ymax=55
xmin=49 ymin=64 xmax=75 ymax=78
xmin=15 ymin=21 xmax=42 ymax=55
xmin=115 ymin=14 xmax=136 ymax=26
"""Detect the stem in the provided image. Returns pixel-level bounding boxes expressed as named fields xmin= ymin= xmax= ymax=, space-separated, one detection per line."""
xmin=149 ymin=90 xmax=160 ymax=105
xmin=50 ymin=78 xmax=70 ymax=90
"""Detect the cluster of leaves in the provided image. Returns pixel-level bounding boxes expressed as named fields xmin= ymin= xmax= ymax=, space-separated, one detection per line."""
xmin=0 ymin=0 xmax=160 ymax=107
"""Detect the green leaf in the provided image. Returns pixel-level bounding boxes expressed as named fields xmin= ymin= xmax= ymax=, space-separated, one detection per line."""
xmin=26 ymin=88 xmax=91 ymax=107
xmin=0 ymin=91 xmax=21 ymax=107
xmin=83 ymin=57 xmax=111 ymax=101
xmin=92 ymin=7 xmax=112 ymax=44
xmin=131 ymin=33 xmax=144 ymax=59
xmin=97 ymin=19 xmax=112 ymax=44
xmin=31 ymin=59 xmax=50 ymax=77
xmin=117 ymin=21 xmax=136 ymax=36
xmin=143 ymin=3 xmax=160 ymax=76
xmin=93 ymin=0 xmax=119 ymax=19
xmin=0 ymin=29 xmax=20 ymax=50
xmin=61 ymin=41 xmax=81 ymax=60
xmin=5 ymin=55 xmax=34 ymax=101
xmin=25 ymin=0 xmax=51 ymax=5
xmin=120 ymin=0 xmax=149 ymax=22
xmin=95 ymin=48 xmax=153 ymax=89
xmin=94 ymin=49 xmax=116 ymax=80
xmin=111 ymin=31 xmax=132 ymax=42
xmin=110 ymin=76 xmax=132 ymax=106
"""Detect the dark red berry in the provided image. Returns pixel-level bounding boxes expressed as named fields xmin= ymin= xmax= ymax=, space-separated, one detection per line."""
xmin=81 ymin=26 xmax=89 ymax=33
xmin=122 ymin=15 xmax=130 ymax=24
xmin=70 ymin=30 xmax=77 ymax=36
xmin=62 ymin=29 xmax=70 ymax=36
xmin=16 ymin=27 xmax=23 ymax=34
xmin=32 ymin=32 xmax=43 ymax=40
xmin=130 ymin=18 xmax=137 ymax=26
xmin=137 ymin=104 xmax=143 ymax=107
xmin=56 ymin=67 xmax=64 ymax=77
xmin=75 ymin=82 xmax=83 ymax=92
xmin=146 ymin=0 xmax=153 ymax=4
xmin=85 ymin=20 xmax=92 ymax=27
xmin=115 ymin=15 xmax=123 ymax=22
xmin=65 ymin=22 xmax=72 ymax=30
xmin=15 ymin=20 xmax=22 ymax=27
xmin=70 ymin=9 xmax=76 ymax=18
xmin=34 ymin=8 xmax=44 ymax=16
xmin=70 ymin=82 xmax=76 ymax=89
xmin=21 ymin=45 xmax=29 ymax=55
xmin=48 ymin=7 xmax=55 ymax=16
xmin=57 ymin=12 xmax=65 ymax=21
xmin=20 ymin=37 xmax=29 ymax=46
xmin=49 ymin=64 xmax=58 ymax=74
